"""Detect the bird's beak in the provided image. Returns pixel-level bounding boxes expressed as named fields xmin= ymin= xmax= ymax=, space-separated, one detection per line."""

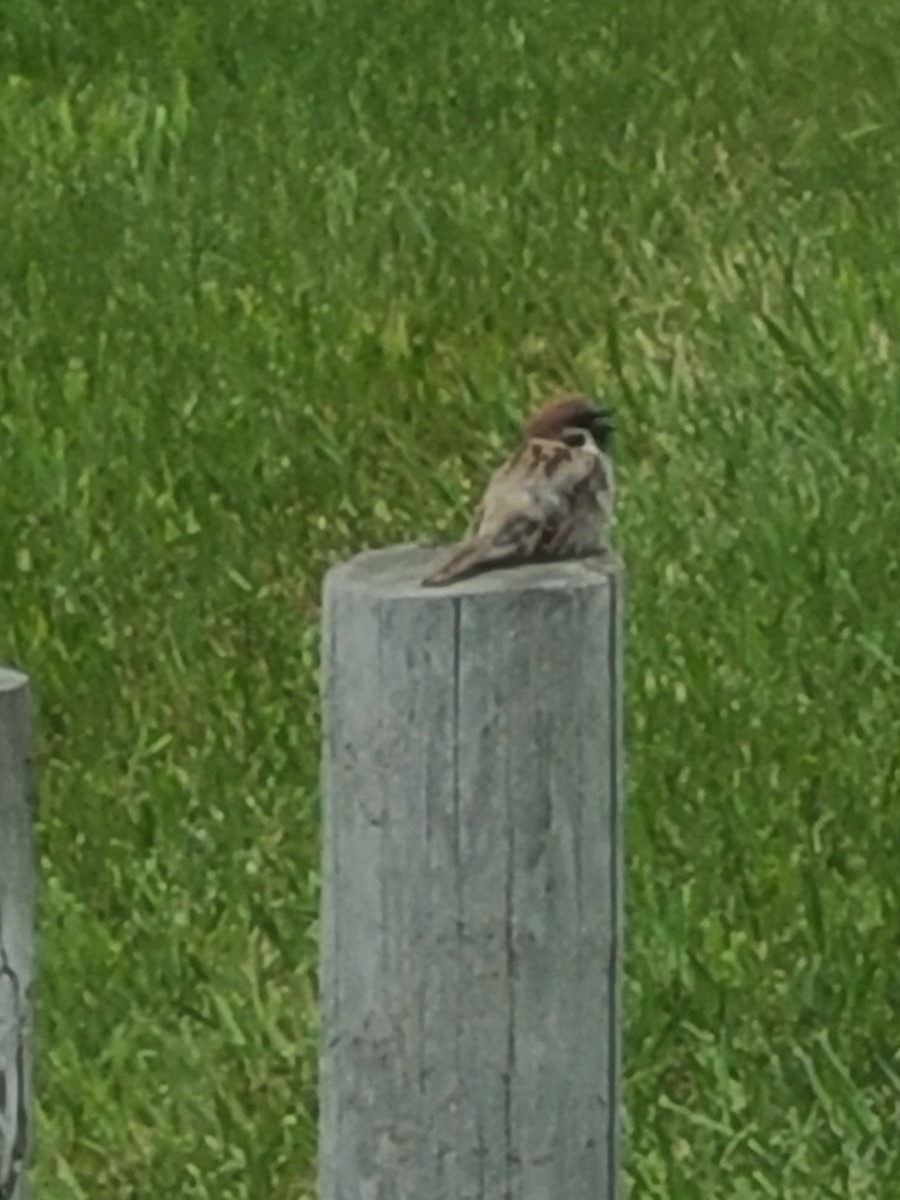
xmin=586 ymin=404 xmax=614 ymax=445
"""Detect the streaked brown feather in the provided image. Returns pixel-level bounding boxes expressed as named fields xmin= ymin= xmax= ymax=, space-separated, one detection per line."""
xmin=422 ymin=437 xmax=612 ymax=587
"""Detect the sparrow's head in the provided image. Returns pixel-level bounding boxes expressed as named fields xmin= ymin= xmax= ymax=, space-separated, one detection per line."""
xmin=524 ymin=394 xmax=614 ymax=451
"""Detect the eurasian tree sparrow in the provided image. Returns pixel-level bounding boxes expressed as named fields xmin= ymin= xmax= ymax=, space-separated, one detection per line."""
xmin=422 ymin=394 xmax=615 ymax=587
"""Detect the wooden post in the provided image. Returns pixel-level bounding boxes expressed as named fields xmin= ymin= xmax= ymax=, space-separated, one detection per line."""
xmin=320 ymin=544 xmax=624 ymax=1200
xmin=0 ymin=669 xmax=33 ymax=1200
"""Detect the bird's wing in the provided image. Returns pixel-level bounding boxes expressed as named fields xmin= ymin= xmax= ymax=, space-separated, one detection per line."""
xmin=422 ymin=439 xmax=607 ymax=587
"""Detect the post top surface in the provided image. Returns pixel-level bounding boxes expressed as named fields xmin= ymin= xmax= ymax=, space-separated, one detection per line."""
xmin=0 ymin=667 xmax=28 ymax=692
xmin=325 ymin=542 xmax=623 ymax=600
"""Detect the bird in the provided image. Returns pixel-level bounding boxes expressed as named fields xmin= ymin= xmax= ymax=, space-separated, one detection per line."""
xmin=422 ymin=393 xmax=615 ymax=587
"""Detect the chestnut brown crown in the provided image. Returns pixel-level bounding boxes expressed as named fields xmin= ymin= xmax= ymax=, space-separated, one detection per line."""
xmin=523 ymin=394 xmax=614 ymax=451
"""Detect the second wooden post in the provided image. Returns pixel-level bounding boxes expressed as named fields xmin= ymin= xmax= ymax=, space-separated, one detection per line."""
xmin=0 ymin=668 xmax=34 ymax=1200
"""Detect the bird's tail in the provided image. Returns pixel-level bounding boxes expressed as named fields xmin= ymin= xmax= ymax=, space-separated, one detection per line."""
xmin=421 ymin=535 xmax=516 ymax=587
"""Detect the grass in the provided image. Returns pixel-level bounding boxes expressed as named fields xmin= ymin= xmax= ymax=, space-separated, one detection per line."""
xmin=2 ymin=0 xmax=900 ymax=1194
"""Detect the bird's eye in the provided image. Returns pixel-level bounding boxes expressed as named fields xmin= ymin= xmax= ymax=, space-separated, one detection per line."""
xmin=561 ymin=430 xmax=588 ymax=447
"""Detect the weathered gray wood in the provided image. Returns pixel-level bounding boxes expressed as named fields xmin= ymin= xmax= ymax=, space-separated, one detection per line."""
xmin=320 ymin=544 xmax=624 ymax=1200
xmin=0 ymin=670 xmax=33 ymax=1200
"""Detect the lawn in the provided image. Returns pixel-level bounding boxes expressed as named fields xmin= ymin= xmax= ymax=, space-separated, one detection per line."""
xmin=2 ymin=0 xmax=899 ymax=1195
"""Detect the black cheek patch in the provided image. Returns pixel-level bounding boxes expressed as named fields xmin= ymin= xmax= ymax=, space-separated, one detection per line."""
xmin=544 ymin=446 xmax=574 ymax=475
